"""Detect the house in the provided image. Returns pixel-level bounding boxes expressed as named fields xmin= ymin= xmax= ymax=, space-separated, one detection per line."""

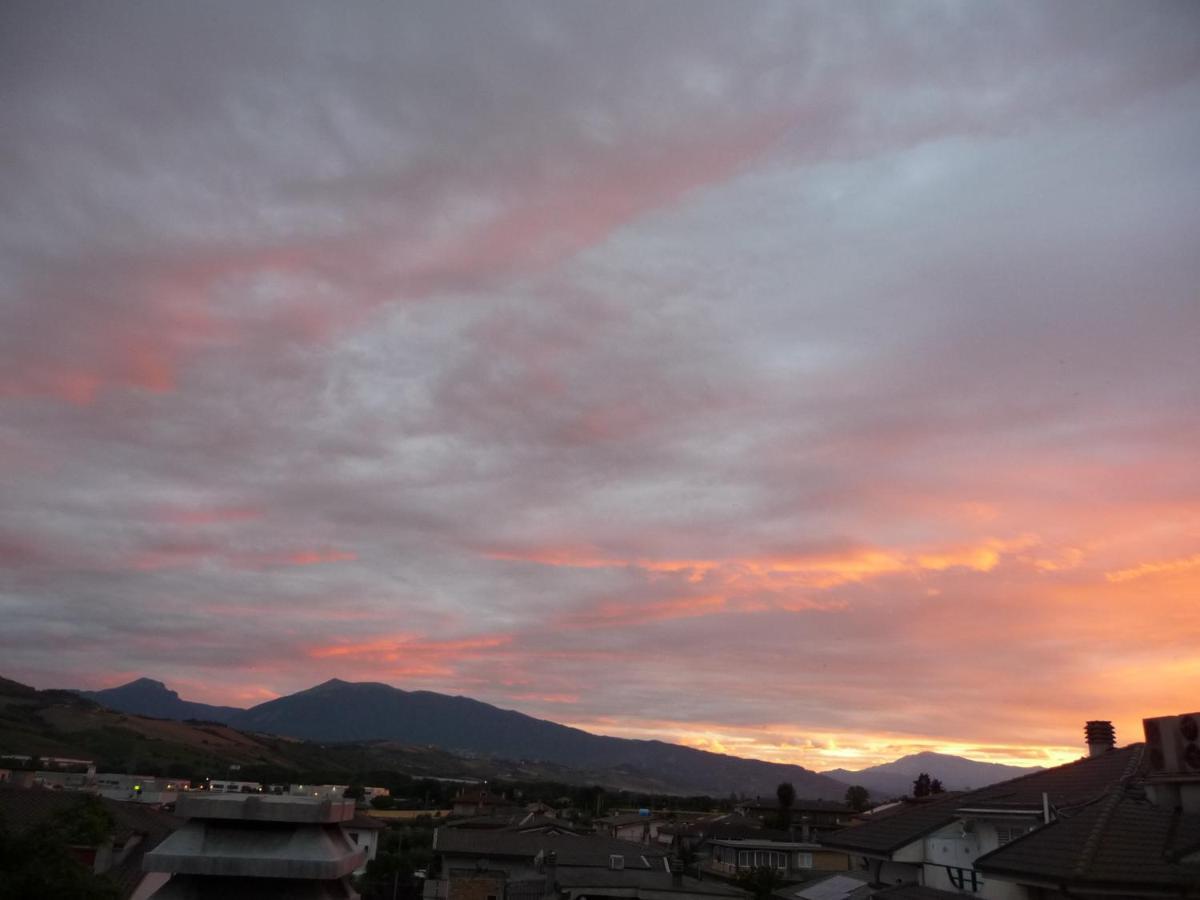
xmin=345 ymin=811 xmax=386 ymax=875
xmin=427 ymin=828 xmax=746 ymax=900
xmin=143 ymin=792 xmax=367 ymax=898
xmin=736 ymin=799 xmax=854 ymax=840
xmin=452 ymin=788 xmax=524 ymax=818
xmin=595 ymin=811 xmax=666 ymax=843
xmin=771 ymin=872 xmax=873 ymax=900
xmin=0 ymin=785 xmax=180 ymax=900
xmin=443 ymin=810 xmax=588 ymax=834
xmin=705 ymin=834 xmax=848 ymax=879
xmin=822 ymin=715 xmax=1200 ymax=898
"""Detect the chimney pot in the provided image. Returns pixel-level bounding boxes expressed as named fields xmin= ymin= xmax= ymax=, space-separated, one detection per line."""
xmin=1085 ymin=720 xmax=1115 ymax=757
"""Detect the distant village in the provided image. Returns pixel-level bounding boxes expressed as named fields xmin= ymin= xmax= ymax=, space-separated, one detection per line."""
xmin=1 ymin=711 xmax=1198 ymax=899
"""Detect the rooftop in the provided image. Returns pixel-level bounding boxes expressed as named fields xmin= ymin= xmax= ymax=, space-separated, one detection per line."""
xmin=174 ymin=793 xmax=358 ymax=824
xmin=824 ymin=743 xmax=1149 ymax=857
xmin=555 ymin=867 xmax=747 ymax=897
xmin=975 ymin=787 xmax=1200 ymax=891
xmin=434 ymin=828 xmax=669 ymax=869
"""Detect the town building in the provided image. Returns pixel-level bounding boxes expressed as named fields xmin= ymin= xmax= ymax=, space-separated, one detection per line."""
xmin=822 ymin=715 xmax=1200 ymax=898
xmin=143 ymin=791 xmax=367 ymax=898
xmin=595 ymin=811 xmax=667 ymax=843
xmin=0 ymin=785 xmax=180 ymax=900
xmin=426 ymin=827 xmax=744 ymax=900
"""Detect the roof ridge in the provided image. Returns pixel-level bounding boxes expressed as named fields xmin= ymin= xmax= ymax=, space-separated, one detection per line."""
xmin=1071 ymin=744 xmax=1144 ymax=878
xmin=957 ymin=743 xmax=1143 ymax=806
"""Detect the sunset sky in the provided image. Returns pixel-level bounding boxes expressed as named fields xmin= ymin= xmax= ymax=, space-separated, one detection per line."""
xmin=2 ymin=2 xmax=1198 ymax=773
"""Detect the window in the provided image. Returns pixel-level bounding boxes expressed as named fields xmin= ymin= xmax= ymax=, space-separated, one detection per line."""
xmin=946 ymin=867 xmax=982 ymax=893
xmin=996 ymin=826 xmax=1029 ymax=846
xmin=795 ymin=852 xmax=812 ymax=869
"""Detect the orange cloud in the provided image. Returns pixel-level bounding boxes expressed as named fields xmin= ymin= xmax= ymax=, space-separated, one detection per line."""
xmin=560 ymin=594 xmax=727 ymax=628
xmin=1105 ymin=553 xmax=1200 ymax=583
xmin=308 ymin=634 xmax=512 ymax=674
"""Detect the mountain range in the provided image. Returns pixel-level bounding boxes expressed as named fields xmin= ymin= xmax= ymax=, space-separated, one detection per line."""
xmin=824 ymin=750 xmax=1043 ymax=798
xmin=75 ymin=676 xmax=1042 ymax=799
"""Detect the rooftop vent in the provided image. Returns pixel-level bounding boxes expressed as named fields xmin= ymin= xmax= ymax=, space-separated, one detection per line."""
xmin=1085 ymin=720 xmax=1115 ymax=757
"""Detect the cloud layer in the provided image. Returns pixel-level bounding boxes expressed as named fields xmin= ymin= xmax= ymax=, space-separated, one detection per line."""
xmin=3 ymin=1 xmax=1199 ymax=770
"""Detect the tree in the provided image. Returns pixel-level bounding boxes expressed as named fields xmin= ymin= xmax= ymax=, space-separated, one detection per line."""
xmin=775 ymin=782 xmax=796 ymax=830
xmin=930 ymin=778 xmax=945 ymax=794
xmin=737 ymin=866 xmax=787 ymax=900
xmin=912 ymin=773 xmax=932 ymax=798
xmin=844 ymin=785 xmax=870 ymax=812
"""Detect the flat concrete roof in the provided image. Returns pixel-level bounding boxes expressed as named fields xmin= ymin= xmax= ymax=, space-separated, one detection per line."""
xmin=144 ymin=821 xmax=366 ymax=879
xmin=176 ymin=793 xmax=358 ymax=824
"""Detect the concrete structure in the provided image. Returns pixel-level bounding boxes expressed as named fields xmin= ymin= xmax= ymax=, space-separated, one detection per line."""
xmin=291 ymin=783 xmax=350 ymax=799
xmin=706 ymin=836 xmax=847 ymax=879
xmin=96 ymin=773 xmax=191 ymax=804
xmin=207 ymin=778 xmax=263 ymax=794
xmin=143 ymin=792 xmax=366 ymax=898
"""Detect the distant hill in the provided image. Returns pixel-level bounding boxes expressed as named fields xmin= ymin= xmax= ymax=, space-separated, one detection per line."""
xmin=232 ymin=678 xmax=850 ymax=799
xmin=72 ymin=676 xmax=849 ymax=799
xmin=76 ymin=678 xmax=242 ymax=723
xmin=823 ymin=750 xmax=1044 ymax=799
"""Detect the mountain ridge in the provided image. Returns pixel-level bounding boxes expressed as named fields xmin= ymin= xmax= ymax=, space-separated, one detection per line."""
xmin=823 ymin=749 xmax=1044 ymax=798
xmin=73 ymin=676 xmax=1042 ymax=799
xmin=73 ymin=676 xmax=848 ymax=798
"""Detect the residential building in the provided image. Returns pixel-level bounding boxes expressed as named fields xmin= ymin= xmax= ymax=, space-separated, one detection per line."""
xmin=206 ymin=778 xmax=263 ymax=794
xmin=143 ymin=791 xmax=366 ymax=898
xmin=345 ymin=811 xmax=386 ymax=875
xmin=95 ymin=773 xmax=191 ymax=804
xmin=706 ymin=835 xmax=848 ymax=879
xmin=735 ymin=799 xmax=854 ymax=840
xmin=823 ymin=716 xmax=1200 ymax=898
xmin=596 ymin=812 xmax=666 ymax=843
xmin=427 ymin=829 xmax=747 ymax=900
xmin=0 ymin=785 xmax=180 ymax=900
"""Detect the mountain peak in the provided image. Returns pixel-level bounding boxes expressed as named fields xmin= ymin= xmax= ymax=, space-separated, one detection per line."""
xmin=124 ymin=677 xmax=171 ymax=692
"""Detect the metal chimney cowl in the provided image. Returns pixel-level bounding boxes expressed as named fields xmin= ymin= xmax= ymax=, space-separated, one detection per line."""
xmin=1085 ymin=720 xmax=1115 ymax=757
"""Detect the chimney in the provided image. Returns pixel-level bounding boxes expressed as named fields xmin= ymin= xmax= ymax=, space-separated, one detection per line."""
xmin=670 ymin=858 xmax=684 ymax=886
xmin=1085 ymin=721 xmax=1115 ymax=757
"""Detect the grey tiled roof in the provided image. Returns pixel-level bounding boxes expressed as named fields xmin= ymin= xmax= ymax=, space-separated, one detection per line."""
xmin=824 ymin=744 xmax=1149 ymax=857
xmin=954 ymin=744 xmax=1144 ymax=812
xmin=819 ymin=794 xmax=964 ymax=855
xmin=869 ymin=886 xmax=968 ymax=900
xmin=434 ymin=828 xmax=669 ymax=868
xmin=975 ymin=788 xmax=1200 ymax=890
xmin=555 ymin=868 xmax=748 ymax=896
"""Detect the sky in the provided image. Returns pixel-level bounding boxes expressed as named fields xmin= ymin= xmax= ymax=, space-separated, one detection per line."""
xmin=2 ymin=2 xmax=1199 ymax=774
